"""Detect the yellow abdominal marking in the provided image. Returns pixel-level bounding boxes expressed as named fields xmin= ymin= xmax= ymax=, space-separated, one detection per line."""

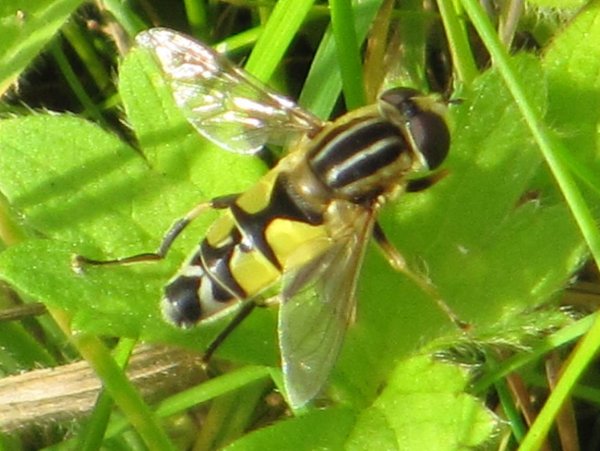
xmin=205 ymin=214 xmax=236 ymax=246
xmin=266 ymin=218 xmax=330 ymax=268
xmin=230 ymin=247 xmax=280 ymax=294
xmin=235 ymin=171 xmax=278 ymax=214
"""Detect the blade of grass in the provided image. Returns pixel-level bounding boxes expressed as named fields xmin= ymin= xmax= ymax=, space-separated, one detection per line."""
xmin=104 ymin=366 xmax=270 ymax=438
xmin=183 ymin=0 xmax=210 ymax=40
xmin=299 ymin=0 xmax=384 ymax=118
xmin=49 ymin=40 xmax=107 ymax=126
xmin=436 ymin=0 xmax=478 ymax=86
xmin=61 ymin=22 xmax=112 ymax=92
xmin=214 ymin=27 xmax=263 ymax=54
xmin=55 ymin=327 xmax=175 ymax=451
xmin=495 ymin=377 xmax=527 ymax=443
xmin=194 ymin=378 xmax=271 ymax=449
xmin=76 ymin=338 xmax=137 ymax=451
xmin=101 ymin=0 xmax=147 ymax=36
xmin=526 ymin=365 xmax=600 ymax=406
xmin=519 ymin=320 xmax=600 ymax=450
xmin=244 ymin=0 xmax=317 ymax=82
xmin=330 ymin=0 xmax=366 ymax=108
xmin=471 ymin=313 xmax=596 ymax=394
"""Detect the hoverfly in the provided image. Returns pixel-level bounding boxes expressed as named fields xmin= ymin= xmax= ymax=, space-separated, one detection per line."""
xmin=75 ymin=28 xmax=452 ymax=409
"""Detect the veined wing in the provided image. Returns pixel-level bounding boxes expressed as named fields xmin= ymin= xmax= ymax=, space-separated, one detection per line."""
xmin=278 ymin=206 xmax=375 ymax=409
xmin=136 ymin=28 xmax=324 ymax=154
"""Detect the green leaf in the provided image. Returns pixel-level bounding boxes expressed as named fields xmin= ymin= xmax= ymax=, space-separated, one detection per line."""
xmin=224 ymin=356 xmax=496 ymax=450
xmin=224 ymin=406 xmax=357 ymax=451
xmin=543 ymin=0 xmax=600 ymax=186
xmin=0 ymin=0 xmax=86 ymax=93
xmin=0 ymin=114 xmax=156 ymax=249
xmin=346 ymin=355 xmax=497 ymax=450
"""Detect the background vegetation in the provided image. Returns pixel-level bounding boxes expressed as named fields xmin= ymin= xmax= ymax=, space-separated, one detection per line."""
xmin=0 ymin=0 xmax=599 ymax=449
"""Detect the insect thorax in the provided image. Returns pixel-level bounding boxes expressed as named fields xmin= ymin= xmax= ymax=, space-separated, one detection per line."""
xmin=306 ymin=110 xmax=415 ymax=204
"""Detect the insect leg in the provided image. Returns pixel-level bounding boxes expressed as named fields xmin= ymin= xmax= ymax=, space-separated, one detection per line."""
xmin=406 ymin=169 xmax=449 ymax=193
xmin=154 ymin=193 xmax=239 ymax=258
xmin=72 ymin=194 xmax=240 ymax=271
xmin=201 ymin=301 xmax=257 ymax=365
xmin=373 ymin=222 xmax=468 ymax=330
xmin=201 ymin=292 xmax=281 ymax=365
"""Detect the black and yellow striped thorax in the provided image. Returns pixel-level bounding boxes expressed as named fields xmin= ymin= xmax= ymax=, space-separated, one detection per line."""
xmin=308 ymin=112 xmax=413 ymax=202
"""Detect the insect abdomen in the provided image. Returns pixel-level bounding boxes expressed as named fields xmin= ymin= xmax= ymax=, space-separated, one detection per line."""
xmin=162 ymin=171 xmax=329 ymax=327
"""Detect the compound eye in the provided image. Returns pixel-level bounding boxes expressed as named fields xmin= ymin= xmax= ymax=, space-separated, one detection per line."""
xmin=407 ymin=110 xmax=450 ymax=170
xmin=379 ymin=87 xmax=450 ymax=170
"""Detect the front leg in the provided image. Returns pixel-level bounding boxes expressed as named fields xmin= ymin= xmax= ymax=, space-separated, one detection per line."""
xmin=372 ymin=221 xmax=468 ymax=330
xmin=406 ymin=169 xmax=449 ymax=193
xmin=72 ymin=194 xmax=240 ymax=271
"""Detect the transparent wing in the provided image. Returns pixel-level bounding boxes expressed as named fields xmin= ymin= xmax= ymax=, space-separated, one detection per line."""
xmin=278 ymin=208 xmax=375 ymax=409
xmin=136 ymin=28 xmax=324 ymax=154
